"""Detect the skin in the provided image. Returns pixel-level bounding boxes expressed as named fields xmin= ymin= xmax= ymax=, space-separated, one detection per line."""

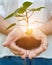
xmin=27 ymin=17 xmax=52 ymax=59
xmin=0 ymin=15 xmax=52 ymax=59
xmin=0 ymin=16 xmax=27 ymax=58
xmin=40 ymin=18 xmax=52 ymax=35
xmin=26 ymin=29 xmax=48 ymax=59
xmin=3 ymin=27 xmax=47 ymax=59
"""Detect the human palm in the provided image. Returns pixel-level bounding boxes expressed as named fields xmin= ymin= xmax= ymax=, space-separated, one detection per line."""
xmin=3 ymin=27 xmax=48 ymax=59
xmin=26 ymin=29 xmax=48 ymax=59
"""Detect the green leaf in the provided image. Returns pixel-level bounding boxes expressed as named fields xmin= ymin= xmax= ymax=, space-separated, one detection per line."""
xmin=4 ymin=12 xmax=15 ymax=20
xmin=6 ymin=23 xmax=16 ymax=30
xmin=23 ymin=1 xmax=32 ymax=9
xmin=29 ymin=7 xmax=45 ymax=11
xmin=4 ymin=1 xmax=33 ymax=20
xmin=4 ymin=7 xmax=25 ymax=20
xmin=15 ymin=1 xmax=32 ymax=14
xmin=17 ymin=7 xmax=26 ymax=14
xmin=15 ymin=14 xmax=25 ymax=17
xmin=4 ymin=8 xmax=20 ymax=20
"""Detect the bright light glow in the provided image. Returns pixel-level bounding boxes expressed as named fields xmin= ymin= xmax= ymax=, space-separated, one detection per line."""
xmin=28 ymin=22 xmax=42 ymax=30
xmin=25 ymin=22 xmax=42 ymax=36
xmin=28 ymin=25 xmax=32 ymax=29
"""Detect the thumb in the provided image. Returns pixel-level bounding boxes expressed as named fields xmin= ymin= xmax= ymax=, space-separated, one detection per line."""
xmin=3 ymin=32 xmax=15 ymax=47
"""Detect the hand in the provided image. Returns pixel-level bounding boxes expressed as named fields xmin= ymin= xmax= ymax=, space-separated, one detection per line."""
xmin=3 ymin=27 xmax=27 ymax=59
xmin=26 ymin=29 xmax=48 ymax=59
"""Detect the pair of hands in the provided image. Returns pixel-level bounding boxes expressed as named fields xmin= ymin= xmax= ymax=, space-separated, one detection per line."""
xmin=3 ymin=27 xmax=48 ymax=59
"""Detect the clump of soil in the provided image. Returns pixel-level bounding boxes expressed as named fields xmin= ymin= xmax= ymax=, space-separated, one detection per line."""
xmin=16 ymin=37 xmax=41 ymax=50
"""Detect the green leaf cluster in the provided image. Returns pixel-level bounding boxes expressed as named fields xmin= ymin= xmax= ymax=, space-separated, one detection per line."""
xmin=4 ymin=1 xmax=45 ymax=30
xmin=4 ymin=1 xmax=32 ymax=20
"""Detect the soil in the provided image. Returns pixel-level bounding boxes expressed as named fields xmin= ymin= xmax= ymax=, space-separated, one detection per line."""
xmin=16 ymin=37 xmax=41 ymax=50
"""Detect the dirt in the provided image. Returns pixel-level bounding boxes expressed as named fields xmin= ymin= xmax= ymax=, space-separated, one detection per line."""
xmin=16 ymin=37 xmax=41 ymax=50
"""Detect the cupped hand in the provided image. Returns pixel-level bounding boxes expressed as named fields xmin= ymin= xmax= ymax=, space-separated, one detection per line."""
xmin=3 ymin=27 xmax=27 ymax=59
xmin=26 ymin=28 xmax=48 ymax=59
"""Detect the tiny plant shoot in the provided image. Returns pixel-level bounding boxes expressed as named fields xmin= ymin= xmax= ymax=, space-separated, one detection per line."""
xmin=4 ymin=1 xmax=45 ymax=35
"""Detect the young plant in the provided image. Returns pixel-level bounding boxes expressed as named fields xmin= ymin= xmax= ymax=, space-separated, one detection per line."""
xmin=4 ymin=1 xmax=45 ymax=35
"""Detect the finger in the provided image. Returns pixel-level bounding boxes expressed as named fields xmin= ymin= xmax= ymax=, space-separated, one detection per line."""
xmin=32 ymin=42 xmax=47 ymax=58
xmin=34 ymin=29 xmax=48 ymax=52
xmin=26 ymin=50 xmax=30 ymax=57
xmin=28 ymin=51 xmax=34 ymax=59
xmin=21 ymin=54 xmax=26 ymax=59
xmin=3 ymin=28 xmax=23 ymax=47
xmin=8 ymin=42 xmax=24 ymax=53
xmin=32 ymin=53 xmax=36 ymax=58
xmin=10 ymin=49 xmax=24 ymax=56
xmin=21 ymin=50 xmax=27 ymax=59
xmin=3 ymin=29 xmax=16 ymax=47
xmin=35 ymin=46 xmax=44 ymax=56
xmin=29 ymin=45 xmax=44 ymax=58
xmin=36 ymin=31 xmax=48 ymax=53
xmin=29 ymin=49 xmax=36 ymax=58
xmin=9 ymin=42 xmax=24 ymax=52
xmin=41 ymin=37 xmax=48 ymax=51
xmin=9 ymin=42 xmax=24 ymax=55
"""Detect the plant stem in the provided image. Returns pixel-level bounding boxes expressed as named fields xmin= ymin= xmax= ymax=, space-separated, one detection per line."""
xmin=26 ymin=10 xmax=29 ymax=30
xmin=28 ymin=11 xmax=34 ymax=18
xmin=17 ymin=17 xmax=26 ymax=21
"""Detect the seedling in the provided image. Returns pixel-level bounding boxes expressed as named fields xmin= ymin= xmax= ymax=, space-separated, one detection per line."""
xmin=4 ymin=1 xmax=45 ymax=35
